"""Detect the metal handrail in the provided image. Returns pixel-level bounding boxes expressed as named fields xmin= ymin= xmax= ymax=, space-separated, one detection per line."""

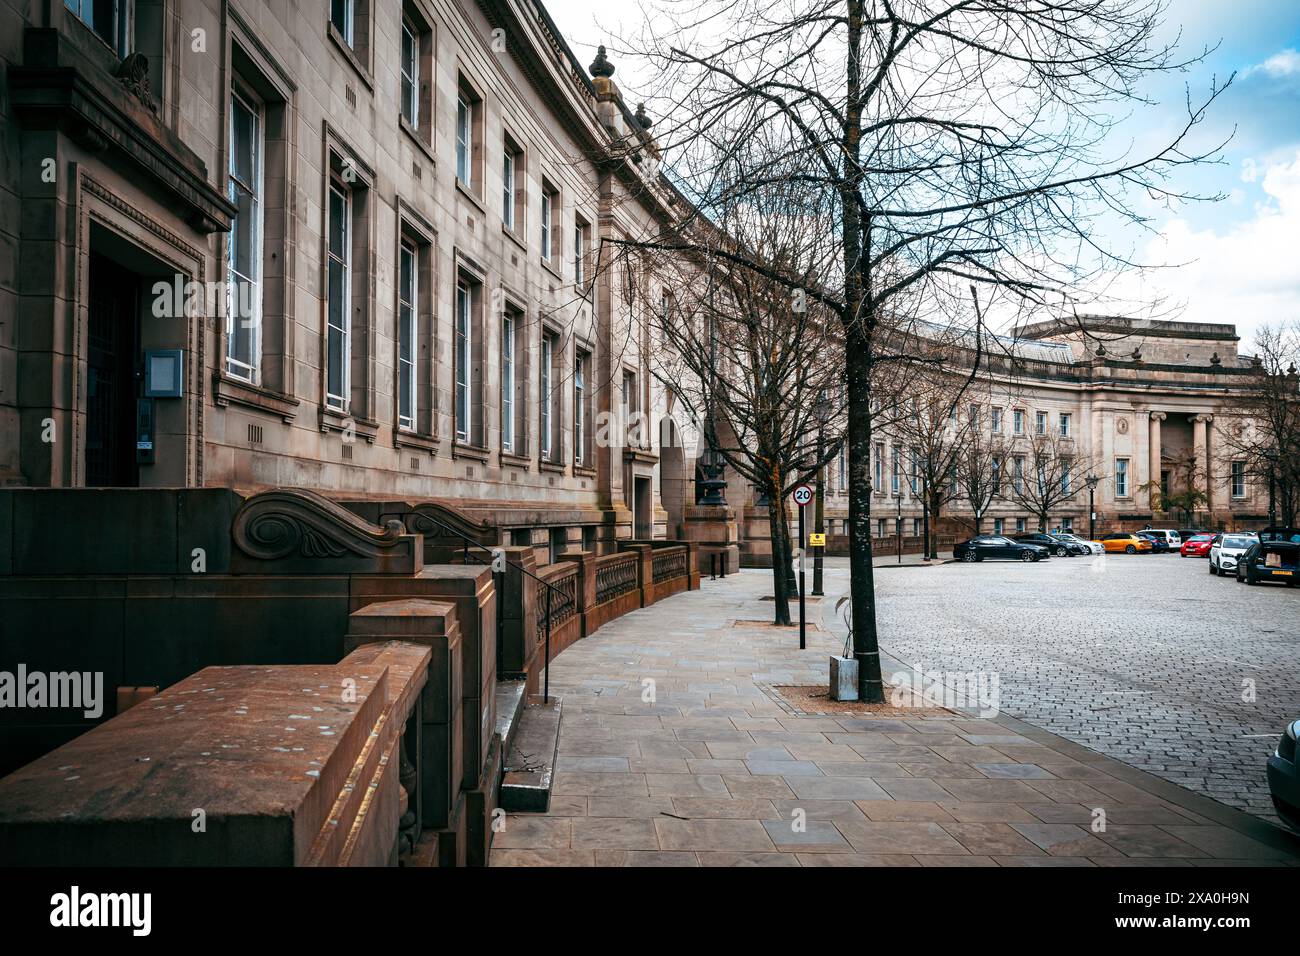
xmin=378 ymin=509 xmax=570 ymax=703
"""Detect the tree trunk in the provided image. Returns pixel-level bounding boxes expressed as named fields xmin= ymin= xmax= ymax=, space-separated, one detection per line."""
xmin=766 ymin=492 xmax=792 ymax=626
xmin=845 ymin=321 xmax=883 ymax=703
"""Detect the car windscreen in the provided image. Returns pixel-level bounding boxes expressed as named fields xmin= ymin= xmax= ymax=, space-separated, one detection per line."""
xmin=1222 ymin=536 xmax=1254 ymax=549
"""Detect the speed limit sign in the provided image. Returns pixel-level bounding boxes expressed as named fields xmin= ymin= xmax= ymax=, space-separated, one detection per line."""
xmin=791 ymin=484 xmax=813 ymax=506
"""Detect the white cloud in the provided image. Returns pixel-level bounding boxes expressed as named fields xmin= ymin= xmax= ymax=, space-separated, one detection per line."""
xmin=1247 ymin=48 xmax=1300 ymax=78
xmin=1120 ymin=152 xmax=1300 ymax=346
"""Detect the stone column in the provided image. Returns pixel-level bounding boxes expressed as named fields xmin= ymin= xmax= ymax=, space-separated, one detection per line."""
xmin=1148 ymin=412 xmax=1166 ymax=510
xmin=1192 ymin=414 xmax=1212 ymax=513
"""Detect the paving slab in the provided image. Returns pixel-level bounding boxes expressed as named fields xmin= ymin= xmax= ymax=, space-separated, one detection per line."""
xmin=491 ymin=567 xmax=1300 ymax=867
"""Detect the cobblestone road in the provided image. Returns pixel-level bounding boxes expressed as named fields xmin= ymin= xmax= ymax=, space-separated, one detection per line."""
xmin=856 ymin=552 xmax=1299 ymax=822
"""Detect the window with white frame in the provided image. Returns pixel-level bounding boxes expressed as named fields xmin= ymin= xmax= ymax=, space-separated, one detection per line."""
xmin=1059 ymin=413 xmax=1071 ymax=438
xmin=837 ymin=445 xmax=846 ymax=491
xmin=992 ymin=456 xmax=1002 ymax=495
xmin=541 ymin=182 xmax=559 ymax=264
xmin=1013 ymin=456 xmax=1024 ymax=494
xmin=226 ymin=88 xmax=263 ymax=383
xmin=1013 ymin=409 xmax=1025 ymax=435
xmin=1231 ymin=460 xmax=1246 ymax=498
xmin=396 ymin=240 xmax=417 ymax=430
xmin=991 ymin=407 xmax=1003 ymax=433
xmin=876 ymin=518 xmax=885 ymax=538
xmin=502 ymin=135 xmax=524 ymax=232
xmin=574 ymin=218 xmax=590 ymax=286
xmin=66 ymin=0 xmax=131 ymax=57
xmin=501 ymin=309 xmax=516 ymax=453
xmin=1061 ymin=464 xmax=1072 ymax=495
xmin=1115 ymin=458 xmax=1129 ymax=497
xmin=1035 ymin=410 xmax=1047 ymax=435
xmin=399 ymin=17 xmax=419 ymax=128
xmin=540 ymin=331 xmax=558 ymax=460
xmin=891 ymin=446 xmax=900 ymax=495
xmin=325 ymin=181 xmax=351 ymax=411
xmin=455 ymin=79 xmax=482 ymax=192
xmin=454 ymin=278 xmax=476 ymax=443
xmin=1061 ymin=517 xmax=1073 ymax=532
xmin=874 ymin=442 xmax=884 ymax=492
xmin=994 ymin=518 xmax=1004 ymax=535
xmin=1016 ymin=517 xmax=1026 ymax=533
xmin=456 ymin=95 xmax=472 ymax=184
xmin=331 ymin=0 xmax=354 ymax=46
xmin=574 ymin=348 xmax=591 ymax=466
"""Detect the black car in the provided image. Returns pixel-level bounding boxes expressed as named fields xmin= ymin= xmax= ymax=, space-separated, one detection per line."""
xmin=955 ymin=535 xmax=1050 ymax=563
xmin=1012 ymin=533 xmax=1081 ymax=557
xmin=1236 ymin=529 xmax=1299 ymax=587
xmin=1267 ymin=719 xmax=1300 ymax=832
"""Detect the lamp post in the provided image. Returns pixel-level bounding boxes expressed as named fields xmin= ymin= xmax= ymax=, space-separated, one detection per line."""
xmin=812 ymin=392 xmax=831 ymax=595
xmin=1085 ymin=474 xmax=1100 ymax=540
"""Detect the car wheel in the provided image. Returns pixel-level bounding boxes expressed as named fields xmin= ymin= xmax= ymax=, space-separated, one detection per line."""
xmin=961 ymin=551 xmax=977 ymax=563
xmin=1020 ymin=550 xmax=1034 ymax=563
xmin=1209 ymin=559 xmax=1217 ymax=575
xmin=1054 ymin=547 xmax=1067 ymax=557
xmin=1246 ymin=570 xmax=1258 ymax=586
xmin=1125 ymin=545 xmax=1136 ymax=554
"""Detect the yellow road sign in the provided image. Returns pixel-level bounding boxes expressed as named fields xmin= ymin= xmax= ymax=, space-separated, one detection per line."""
xmin=809 ymin=533 xmax=826 ymax=547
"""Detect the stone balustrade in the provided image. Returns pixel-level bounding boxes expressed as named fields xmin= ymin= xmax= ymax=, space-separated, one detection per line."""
xmin=0 ymin=640 xmax=433 ymax=866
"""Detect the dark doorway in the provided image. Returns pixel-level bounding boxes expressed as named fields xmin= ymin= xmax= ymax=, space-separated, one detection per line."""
xmin=85 ymin=253 xmax=141 ymax=487
xmin=634 ymin=476 xmax=653 ymax=539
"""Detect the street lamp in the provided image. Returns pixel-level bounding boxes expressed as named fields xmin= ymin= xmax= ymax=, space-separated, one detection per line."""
xmin=812 ymin=392 xmax=831 ymax=596
xmin=1085 ymin=473 xmax=1101 ymax=540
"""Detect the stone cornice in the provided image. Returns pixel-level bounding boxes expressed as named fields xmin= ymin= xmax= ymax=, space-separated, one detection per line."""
xmin=10 ymin=28 xmax=236 ymax=234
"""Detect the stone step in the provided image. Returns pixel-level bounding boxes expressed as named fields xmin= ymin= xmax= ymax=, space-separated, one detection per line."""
xmin=494 ymin=679 xmax=528 ymax=758
xmin=498 ymin=695 xmax=563 ymax=813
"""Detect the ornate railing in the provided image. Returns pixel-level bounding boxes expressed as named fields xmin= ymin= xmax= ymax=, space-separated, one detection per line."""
xmin=536 ymin=564 xmax=578 ymax=644
xmin=651 ymin=546 xmax=688 ymax=585
xmin=594 ymin=552 xmax=639 ymax=606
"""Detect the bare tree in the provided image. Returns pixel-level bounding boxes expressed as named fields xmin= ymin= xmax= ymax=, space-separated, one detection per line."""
xmin=616 ymin=0 xmax=1227 ymax=701
xmin=889 ymin=369 xmax=973 ymax=558
xmin=1008 ymin=431 xmax=1098 ymax=532
xmin=651 ymin=177 xmax=846 ymax=625
xmin=1217 ymin=322 xmax=1300 ymax=526
xmin=957 ymin=419 xmax=1009 ymax=536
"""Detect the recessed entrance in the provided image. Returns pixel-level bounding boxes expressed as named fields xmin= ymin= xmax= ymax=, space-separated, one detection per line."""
xmin=85 ymin=253 xmax=141 ymax=487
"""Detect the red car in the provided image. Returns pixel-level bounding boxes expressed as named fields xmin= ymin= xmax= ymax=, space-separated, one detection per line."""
xmin=1180 ymin=534 xmax=1214 ymax=557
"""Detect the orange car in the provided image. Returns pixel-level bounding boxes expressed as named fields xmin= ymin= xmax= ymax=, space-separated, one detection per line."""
xmin=1099 ymin=533 xmax=1153 ymax=554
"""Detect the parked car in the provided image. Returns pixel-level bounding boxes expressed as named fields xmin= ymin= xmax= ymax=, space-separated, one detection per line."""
xmin=1141 ymin=529 xmax=1182 ymax=550
xmin=1051 ymin=532 xmax=1100 ymax=555
xmin=1208 ymin=533 xmax=1258 ymax=576
xmin=1180 ymin=534 xmax=1214 ymax=557
xmin=954 ymin=536 xmax=1050 ymax=562
xmin=1099 ymin=533 xmax=1153 ymax=554
xmin=1138 ymin=532 xmax=1171 ymax=554
xmin=1235 ymin=531 xmax=1299 ymax=587
xmin=1267 ymin=719 xmax=1300 ymax=832
xmin=1013 ymin=532 xmax=1083 ymax=557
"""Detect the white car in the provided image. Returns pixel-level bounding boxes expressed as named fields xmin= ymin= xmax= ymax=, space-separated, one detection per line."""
xmin=1209 ymin=533 xmax=1258 ymax=577
xmin=1143 ymin=529 xmax=1182 ymax=550
xmin=1055 ymin=532 xmax=1103 ymax=555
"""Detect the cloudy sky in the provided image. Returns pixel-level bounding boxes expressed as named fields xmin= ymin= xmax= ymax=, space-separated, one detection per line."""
xmin=543 ymin=0 xmax=1300 ymax=348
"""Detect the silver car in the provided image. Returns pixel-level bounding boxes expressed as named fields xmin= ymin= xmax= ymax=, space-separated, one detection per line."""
xmin=1055 ymin=532 xmax=1103 ymax=555
xmin=1209 ymin=533 xmax=1258 ymax=577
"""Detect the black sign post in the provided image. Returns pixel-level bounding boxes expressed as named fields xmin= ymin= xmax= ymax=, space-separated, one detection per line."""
xmin=792 ymin=483 xmax=813 ymax=650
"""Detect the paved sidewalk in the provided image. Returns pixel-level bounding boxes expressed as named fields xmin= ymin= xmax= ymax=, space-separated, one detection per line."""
xmin=491 ymin=569 xmax=1300 ymax=867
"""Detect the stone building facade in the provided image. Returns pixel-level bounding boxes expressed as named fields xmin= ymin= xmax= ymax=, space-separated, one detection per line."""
xmin=799 ymin=317 xmax=1275 ymax=555
xmin=0 ymin=0 xmax=687 ymax=559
